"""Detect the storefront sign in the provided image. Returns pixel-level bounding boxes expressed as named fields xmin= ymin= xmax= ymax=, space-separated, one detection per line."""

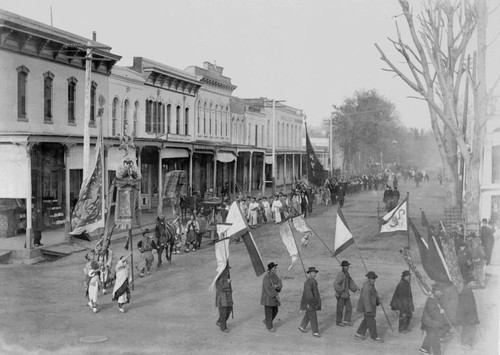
xmin=167 ymin=133 xmax=192 ymax=143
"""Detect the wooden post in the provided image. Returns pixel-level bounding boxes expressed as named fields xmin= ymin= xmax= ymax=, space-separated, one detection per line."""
xmin=83 ymin=44 xmax=92 ymax=180
xmin=128 ymin=227 xmax=134 ymax=290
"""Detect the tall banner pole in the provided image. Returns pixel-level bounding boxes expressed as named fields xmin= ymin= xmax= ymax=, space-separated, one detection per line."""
xmin=407 ymin=192 xmax=410 ymax=249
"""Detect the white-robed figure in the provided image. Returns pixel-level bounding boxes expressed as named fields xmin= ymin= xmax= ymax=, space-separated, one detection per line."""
xmin=247 ymin=197 xmax=260 ymax=228
xmin=112 ymin=254 xmax=133 ymax=313
xmin=271 ymin=195 xmax=283 ymax=224
xmin=86 ymin=260 xmax=101 ymax=313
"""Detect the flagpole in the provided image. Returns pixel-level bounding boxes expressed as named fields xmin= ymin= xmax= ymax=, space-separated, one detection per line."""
xmin=406 ymin=192 xmax=410 ymax=249
xmin=288 ymin=219 xmax=308 ymax=279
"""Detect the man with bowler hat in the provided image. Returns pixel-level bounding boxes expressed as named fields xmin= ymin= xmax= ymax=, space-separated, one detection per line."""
xmin=298 ymin=267 xmax=322 ymax=338
xmin=355 ymin=271 xmax=384 ymax=343
xmin=390 ymin=270 xmax=414 ymax=333
xmin=261 ymin=262 xmax=283 ymax=332
xmin=334 ymin=260 xmax=358 ymax=326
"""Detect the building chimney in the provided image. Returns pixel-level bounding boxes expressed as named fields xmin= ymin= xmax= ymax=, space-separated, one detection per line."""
xmin=92 ymin=31 xmax=97 ymax=41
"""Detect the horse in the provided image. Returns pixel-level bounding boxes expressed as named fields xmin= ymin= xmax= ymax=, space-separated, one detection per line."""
xmin=154 ymin=216 xmax=178 ymax=267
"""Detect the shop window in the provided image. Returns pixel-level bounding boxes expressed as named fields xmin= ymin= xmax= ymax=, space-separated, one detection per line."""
xmin=17 ymin=65 xmax=29 ymax=120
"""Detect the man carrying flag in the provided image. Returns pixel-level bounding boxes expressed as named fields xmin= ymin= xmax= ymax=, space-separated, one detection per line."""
xmin=334 ymin=260 xmax=358 ymax=327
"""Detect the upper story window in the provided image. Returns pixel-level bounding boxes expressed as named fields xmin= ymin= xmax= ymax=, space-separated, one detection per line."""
xmin=112 ymin=97 xmax=119 ymax=136
xmin=133 ymin=101 xmax=139 ymax=136
xmin=90 ymin=81 xmax=97 ymax=126
xmin=146 ymin=100 xmax=164 ymax=134
xmin=145 ymin=99 xmax=152 ymax=133
xmin=204 ymin=102 xmax=207 ymax=135
xmin=67 ymin=77 xmax=77 ymax=125
xmin=123 ymin=99 xmax=129 ymax=135
xmin=166 ymin=104 xmax=172 ymax=134
xmin=176 ymin=105 xmax=181 ymax=134
xmin=17 ymin=65 xmax=29 ymax=120
xmin=43 ymin=71 xmax=54 ymax=123
xmin=185 ymin=107 xmax=189 ymax=135
xmin=209 ymin=103 xmax=213 ymax=135
xmin=215 ymin=105 xmax=218 ymax=136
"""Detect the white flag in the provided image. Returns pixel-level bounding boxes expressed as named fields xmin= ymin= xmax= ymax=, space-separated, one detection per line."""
xmin=293 ymin=215 xmax=313 ymax=247
xmin=280 ymin=220 xmax=299 ymax=270
xmin=225 ymin=201 xmax=248 ymax=239
xmin=209 ymin=236 xmax=230 ymax=292
xmin=333 ymin=208 xmax=354 ymax=256
xmin=380 ymin=200 xmax=408 ymax=233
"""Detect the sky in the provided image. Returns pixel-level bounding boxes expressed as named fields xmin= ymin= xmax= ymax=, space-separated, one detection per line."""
xmin=2 ymin=0 xmax=500 ymax=130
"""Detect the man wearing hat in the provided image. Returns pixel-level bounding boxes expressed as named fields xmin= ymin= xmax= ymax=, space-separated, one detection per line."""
xmin=298 ymin=267 xmax=322 ymax=338
xmin=419 ymin=283 xmax=447 ymax=355
xmin=215 ymin=263 xmax=233 ymax=333
xmin=355 ymin=271 xmax=383 ymax=343
xmin=390 ymin=270 xmax=414 ymax=333
xmin=333 ymin=260 xmax=358 ymax=326
xmin=261 ymin=262 xmax=283 ymax=332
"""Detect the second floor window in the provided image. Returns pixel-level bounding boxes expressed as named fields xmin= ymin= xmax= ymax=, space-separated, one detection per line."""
xmin=67 ymin=77 xmax=77 ymax=124
xmin=112 ymin=98 xmax=119 ymax=136
xmin=133 ymin=101 xmax=138 ymax=136
xmin=145 ymin=99 xmax=152 ymax=133
xmin=90 ymin=82 xmax=97 ymax=126
xmin=123 ymin=99 xmax=129 ymax=135
xmin=43 ymin=72 xmax=54 ymax=122
xmin=166 ymin=104 xmax=172 ymax=134
xmin=185 ymin=108 xmax=189 ymax=135
xmin=176 ymin=106 xmax=181 ymax=134
xmin=17 ymin=66 xmax=29 ymax=120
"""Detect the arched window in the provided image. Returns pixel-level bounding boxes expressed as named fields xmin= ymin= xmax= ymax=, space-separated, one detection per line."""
xmin=197 ymin=100 xmax=201 ymax=134
xmin=145 ymin=99 xmax=152 ymax=133
xmin=209 ymin=103 xmax=213 ymax=135
xmin=204 ymin=102 xmax=207 ymax=135
xmin=214 ymin=105 xmax=218 ymax=135
xmin=17 ymin=65 xmax=29 ymax=119
xmin=166 ymin=104 xmax=172 ymax=133
xmin=176 ymin=105 xmax=181 ymax=134
xmin=112 ymin=97 xmax=119 ymax=136
xmin=67 ymin=77 xmax=77 ymax=124
xmin=123 ymin=99 xmax=129 ymax=135
xmin=133 ymin=101 xmax=139 ymax=136
xmin=185 ymin=107 xmax=189 ymax=135
xmin=159 ymin=102 xmax=165 ymax=134
xmin=43 ymin=71 xmax=54 ymax=122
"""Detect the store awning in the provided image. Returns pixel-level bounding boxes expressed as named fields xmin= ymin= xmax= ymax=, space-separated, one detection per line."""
xmin=0 ymin=144 xmax=29 ymax=198
xmin=160 ymin=148 xmax=189 ymax=159
xmin=265 ymin=155 xmax=274 ymax=165
xmin=216 ymin=151 xmax=237 ymax=163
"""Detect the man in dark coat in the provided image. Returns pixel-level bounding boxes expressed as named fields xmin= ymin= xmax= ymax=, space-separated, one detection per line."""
xmin=383 ymin=185 xmax=393 ymax=212
xmin=419 ymin=284 xmax=447 ymax=355
xmin=455 ymin=286 xmax=480 ymax=351
xmin=480 ymin=218 xmax=495 ymax=265
xmin=298 ymin=267 xmax=321 ymax=338
xmin=215 ymin=263 xmax=233 ymax=333
xmin=355 ymin=271 xmax=383 ymax=343
xmin=333 ymin=260 xmax=358 ymax=326
xmin=261 ymin=262 xmax=283 ymax=333
xmin=336 ymin=185 xmax=346 ymax=208
xmin=390 ymin=270 xmax=414 ymax=333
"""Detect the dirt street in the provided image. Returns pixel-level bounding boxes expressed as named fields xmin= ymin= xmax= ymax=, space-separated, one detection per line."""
xmin=0 ymin=180 xmax=498 ymax=355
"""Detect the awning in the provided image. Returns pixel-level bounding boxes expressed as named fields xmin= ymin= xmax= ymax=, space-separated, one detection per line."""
xmin=160 ymin=148 xmax=189 ymax=159
xmin=265 ymin=155 xmax=274 ymax=165
xmin=216 ymin=151 xmax=237 ymax=163
xmin=0 ymin=144 xmax=29 ymax=198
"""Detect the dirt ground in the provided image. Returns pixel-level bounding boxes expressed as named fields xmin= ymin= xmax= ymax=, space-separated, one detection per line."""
xmin=0 ymin=180 xmax=498 ymax=355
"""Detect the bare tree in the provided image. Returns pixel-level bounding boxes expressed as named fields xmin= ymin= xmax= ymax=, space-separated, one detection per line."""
xmin=375 ymin=0 xmax=488 ymax=231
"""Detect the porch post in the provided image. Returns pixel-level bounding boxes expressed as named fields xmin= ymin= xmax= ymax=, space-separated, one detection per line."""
xmin=213 ymin=151 xmax=217 ymax=197
xmin=64 ymin=145 xmax=71 ymax=238
xmin=136 ymin=146 xmax=142 ymax=225
xmin=284 ymin=153 xmax=287 ymax=191
xmin=261 ymin=153 xmax=265 ymax=196
xmin=233 ymin=156 xmax=238 ymax=195
xmin=248 ymin=151 xmax=253 ymax=194
xmin=292 ymin=153 xmax=296 ymax=186
xmin=25 ymin=144 xmax=33 ymax=250
xmin=157 ymin=147 xmax=163 ymax=216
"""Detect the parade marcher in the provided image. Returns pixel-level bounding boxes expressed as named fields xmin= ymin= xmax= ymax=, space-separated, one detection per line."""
xmin=155 ymin=216 xmax=169 ymax=268
xmin=298 ymin=267 xmax=322 ymax=338
xmin=454 ymin=286 xmax=480 ymax=351
xmin=97 ymin=241 xmax=113 ymax=295
xmin=247 ymin=197 xmax=260 ymax=228
xmin=419 ymin=284 xmax=447 ymax=355
xmin=215 ymin=263 xmax=233 ymax=333
xmin=333 ymin=260 xmax=358 ymax=327
xmin=262 ymin=197 xmax=271 ymax=223
xmin=300 ymin=191 xmax=309 ymax=217
xmin=480 ymin=218 xmax=495 ymax=265
xmin=271 ymin=195 xmax=283 ymax=224
xmin=457 ymin=241 xmax=474 ymax=284
xmin=469 ymin=233 xmax=486 ymax=288
xmin=355 ymin=271 xmax=384 ymax=343
xmin=112 ymin=254 xmax=133 ymax=313
xmin=32 ymin=207 xmax=44 ymax=247
xmin=137 ymin=229 xmax=157 ymax=277
xmin=390 ymin=270 xmax=414 ymax=333
xmin=195 ymin=211 xmax=207 ymax=250
xmin=261 ymin=262 xmax=283 ymax=333
xmin=383 ymin=185 xmax=393 ymax=212
xmin=336 ymin=185 xmax=346 ymax=208
xmin=86 ymin=260 xmax=101 ymax=313
xmin=184 ymin=214 xmax=199 ymax=252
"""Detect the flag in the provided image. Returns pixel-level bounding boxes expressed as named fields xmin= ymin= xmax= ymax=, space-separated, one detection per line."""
xmin=410 ymin=218 xmax=449 ymax=283
xmin=225 ymin=201 xmax=248 ymax=240
xmin=305 ymin=124 xmax=325 ymax=186
xmin=225 ymin=201 xmax=265 ymax=276
xmin=333 ymin=208 xmax=354 ymax=256
xmin=209 ymin=233 xmax=230 ymax=292
xmin=280 ymin=220 xmax=299 ymax=270
xmin=70 ymin=122 xmax=105 ymax=235
xmin=241 ymin=233 xmax=266 ymax=276
xmin=437 ymin=224 xmax=464 ymax=293
xmin=292 ymin=215 xmax=313 ymax=247
xmin=380 ymin=199 xmax=408 ymax=233
xmin=399 ymin=247 xmax=432 ymax=296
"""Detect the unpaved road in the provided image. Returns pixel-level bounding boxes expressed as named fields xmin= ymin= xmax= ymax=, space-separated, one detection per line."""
xmin=0 ymin=180 xmax=498 ymax=355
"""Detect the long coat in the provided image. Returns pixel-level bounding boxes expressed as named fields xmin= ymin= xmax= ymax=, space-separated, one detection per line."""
xmin=333 ymin=270 xmax=357 ymax=299
xmin=421 ymin=296 xmax=446 ymax=331
xmin=454 ymin=287 xmax=479 ymax=326
xmin=390 ymin=278 xmax=414 ymax=313
xmin=356 ymin=280 xmax=379 ymax=315
xmin=260 ymin=271 xmax=282 ymax=307
xmin=300 ymin=277 xmax=321 ymax=311
xmin=215 ymin=270 xmax=233 ymax=308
